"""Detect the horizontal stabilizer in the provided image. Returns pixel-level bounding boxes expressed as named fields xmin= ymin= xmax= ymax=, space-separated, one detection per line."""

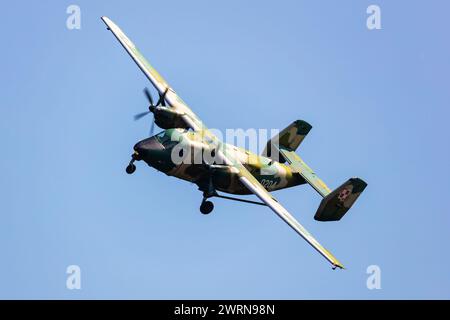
xmin=314 ymin=178 xmax=367 ymax=222
xmin=278 ymin=148 xmax=332 ymax=197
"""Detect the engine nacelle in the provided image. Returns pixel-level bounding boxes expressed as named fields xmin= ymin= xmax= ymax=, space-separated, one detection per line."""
xmin=153 ymin=106 xmax=190 ymax=129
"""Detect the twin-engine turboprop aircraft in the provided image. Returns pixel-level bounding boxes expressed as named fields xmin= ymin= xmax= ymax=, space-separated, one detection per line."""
xmin=102 ymin=16 xmax=367 ymax=269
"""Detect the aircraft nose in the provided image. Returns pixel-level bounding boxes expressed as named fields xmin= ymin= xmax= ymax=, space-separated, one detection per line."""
xmin=133 ymin=136 xmax=177 ymax=173
xmin=133 ymin=137 xmax=164 ymax=157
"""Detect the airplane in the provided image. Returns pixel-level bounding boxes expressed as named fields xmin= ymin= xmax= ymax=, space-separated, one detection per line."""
xmin=101 ymin=16 xmax=367 ymax=269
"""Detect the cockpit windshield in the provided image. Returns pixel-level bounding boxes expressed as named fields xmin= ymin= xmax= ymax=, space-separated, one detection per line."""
xmin=154 ymin=130 xmax=179 ymax=148
xmin=154 ymin=129 xmax=188 ymax=147
xmin=155 ymin=130 xmax=165 ymax=139
xmin=154 ymin=130 xmax=169 ymax=144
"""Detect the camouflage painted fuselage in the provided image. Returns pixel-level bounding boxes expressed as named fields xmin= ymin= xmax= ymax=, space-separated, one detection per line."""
xmin=135 ymin=129 xmax=306 ymax=195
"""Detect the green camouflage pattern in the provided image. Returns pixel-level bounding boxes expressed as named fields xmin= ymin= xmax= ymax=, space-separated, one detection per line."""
xmin=145 ymin=129 xmax=306 ymax=195
xmin=263 ymin=120 xmax=312 ymax=161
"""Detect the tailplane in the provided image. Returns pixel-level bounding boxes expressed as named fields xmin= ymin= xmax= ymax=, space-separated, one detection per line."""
xmin=266 ymin=120 xmax=367 ymax=222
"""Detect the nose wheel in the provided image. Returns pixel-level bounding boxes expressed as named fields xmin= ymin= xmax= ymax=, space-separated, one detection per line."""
xmin=125 ymin=153 xmax=138 ymax=174
xmin=126 ymin=163 xmax=136 ymax=174
xmin=200 ymin=200 xmax=214 ymax=214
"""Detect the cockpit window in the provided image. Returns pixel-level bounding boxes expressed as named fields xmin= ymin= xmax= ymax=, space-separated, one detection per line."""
xmin=155 ymin=130 xmax=181 ymax=148
xmin=154 ymin=129 xmax=189 ymax=149
xmin=154 ymin=130 xmax=169 ymax=144
xmin=155 ymin=130 xmax=165 ymax=139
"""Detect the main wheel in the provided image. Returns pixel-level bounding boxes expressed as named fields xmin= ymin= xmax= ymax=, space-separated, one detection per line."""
xmin=126 ymin=163 xmax=136 ymax=174
xmin=200 ymin=201 xmax=214 ymax=214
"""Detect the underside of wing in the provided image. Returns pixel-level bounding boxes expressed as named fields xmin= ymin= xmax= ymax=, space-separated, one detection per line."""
xmin=236 ymin=163 xmax=344 ymax=269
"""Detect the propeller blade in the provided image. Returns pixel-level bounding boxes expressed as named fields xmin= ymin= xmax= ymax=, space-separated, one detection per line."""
xmin=160 ymin=92 xmax=166 ymax=106
xmin=149 ymin=115 xmax=155 ymax=136
xmin=143 ymin=88 xmax=154 ymax=106
xmin=139 ymin=88 xmax=158 ymax=135
xmin=156 ymin=88 xmax=168 ymax=107
xmin=134 ymin=111 xmax=150 ymax=121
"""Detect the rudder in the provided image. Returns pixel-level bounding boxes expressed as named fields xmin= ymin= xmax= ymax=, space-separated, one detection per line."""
xmin=314 ymin=178 xmax=367 ymax=222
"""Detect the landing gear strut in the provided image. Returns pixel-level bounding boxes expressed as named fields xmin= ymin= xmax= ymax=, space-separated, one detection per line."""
xmin=197 ymin=167 xmax=268 ymax=214
xmin=126 ymin=153 xmax=138 ymax=174
xmin=198 ymin=175 xmax=216 ymax=214
xmin=198 ymin=192 xmax=267 ymax=215
xmin=198 ymin=174 xmax=267 ymax=214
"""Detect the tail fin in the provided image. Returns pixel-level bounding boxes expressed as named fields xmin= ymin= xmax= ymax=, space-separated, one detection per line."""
xmin=263 ymin=120 xmax=312 ymax=162
xmin=269 ymin=123 xmax=367 ymax=222
xmin=314 ymin=178 xmax=367 ymax=222
xmin=277 ymin=146 xmax=367 ymax=221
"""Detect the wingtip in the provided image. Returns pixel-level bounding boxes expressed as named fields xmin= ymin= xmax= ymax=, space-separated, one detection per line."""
xmin=332 ymin=263 xmax=345 ymax=270
xmin=101 ymin=16 xmax=114 ymax=30
xmin=101 ymin=16 xmax=112 ymax=26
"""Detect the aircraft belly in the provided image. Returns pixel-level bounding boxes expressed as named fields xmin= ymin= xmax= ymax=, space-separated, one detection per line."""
xmin=168 ymin=163 xmax=208 ymax=183
xmin=213 ymin=172 xmax=251 ymax=195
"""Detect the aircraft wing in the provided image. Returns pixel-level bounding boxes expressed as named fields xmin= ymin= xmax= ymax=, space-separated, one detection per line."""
xmin=236 ymin=163 xmax=344 ymax=269
xmin=101 ymin=16 xmax=204 ymax=132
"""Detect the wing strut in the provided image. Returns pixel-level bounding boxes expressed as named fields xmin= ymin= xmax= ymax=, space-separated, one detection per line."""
xmin=204 ymin=192 xmax=267 ymax=206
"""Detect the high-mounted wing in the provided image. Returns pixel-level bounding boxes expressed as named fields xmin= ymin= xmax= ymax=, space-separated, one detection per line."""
xmin=101 ymin=16 xmax=204 ymax=132
xmin=102 ymin=17 xmax=344 ymax=269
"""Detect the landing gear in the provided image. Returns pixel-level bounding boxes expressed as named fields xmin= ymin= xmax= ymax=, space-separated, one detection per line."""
xmin=126 ymin=152 xmax=139 ymax=174
xmin=198 ymin=190 xmax=268 ymax=214
xmin=126 ymin=163 xmax=136 ymax=174
xmin=198 ymin=175 xmax=216 ymax=215
xmin=200 ymin=200 xmax=214 ymax=214
xmin=197 ymin=173 xmax=267 ymax=214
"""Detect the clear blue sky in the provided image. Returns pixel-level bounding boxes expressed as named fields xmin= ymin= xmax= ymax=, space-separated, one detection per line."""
xmin=1 ymin=0 xmax=449 ymax=299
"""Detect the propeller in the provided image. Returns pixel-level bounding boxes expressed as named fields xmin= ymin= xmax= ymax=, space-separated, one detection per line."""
xmin=133 ymin=111 xmax=151 ymax=121
xmin=134 ymin=87 xmax=162 ymax=136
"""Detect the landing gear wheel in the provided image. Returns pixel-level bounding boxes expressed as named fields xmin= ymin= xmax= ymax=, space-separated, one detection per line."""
xmin=126 ymin=163 xmax=136 ymax=174
xmin=200 ymin=200 xmax=214 ymax=214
